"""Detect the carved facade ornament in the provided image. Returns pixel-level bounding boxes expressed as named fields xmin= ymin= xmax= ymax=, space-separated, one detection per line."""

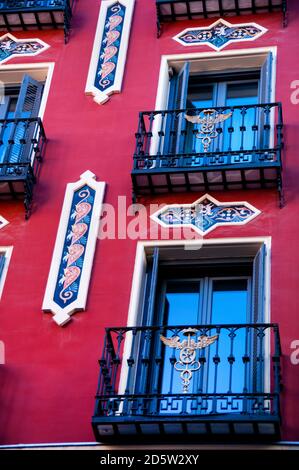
xmin=173 ymin=19 xmax=267 ymax=51
xmin=151 ymin=194 xmax=261 ymax=236
xmin=0 ymin=33 xmax=49 ymax=63
xmin=161 ymin=328 xmax=218 ymax=393
xmin=85 ymin=0 xmax=135 ymax=104
xmin=185 ymin=109 xmax=232 ymax=152
xmin=42 ymin=171 xmax=106 ymax=326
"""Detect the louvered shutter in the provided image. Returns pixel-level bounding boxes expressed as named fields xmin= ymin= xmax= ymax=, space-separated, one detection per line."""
xmin=164 ymin=63 xmax=190 ymax=155
xmin=6 ymin=75 xmax=43 ymax=164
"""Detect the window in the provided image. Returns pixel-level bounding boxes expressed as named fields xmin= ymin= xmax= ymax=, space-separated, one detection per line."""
xmin=0 ymin=65 xmax=52 ymax=217
xmin=0 ymin=74 xmax=44 ymax=165
xmin=164 ymin=52 xmax=273 ymax=155
xmin=126 ymin=241 xmax=269 ymax=414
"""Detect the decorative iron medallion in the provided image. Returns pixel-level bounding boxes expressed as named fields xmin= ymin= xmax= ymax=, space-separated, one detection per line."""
xmin=160 ymin=328 xmax=218 ymax=393
xmin=173 ymin=19 xmax=267 ymax=51
xmin=185 ymin=108 xmax=232 ymax=152
xmin=151 ymin=194 xmax=261 ymax=236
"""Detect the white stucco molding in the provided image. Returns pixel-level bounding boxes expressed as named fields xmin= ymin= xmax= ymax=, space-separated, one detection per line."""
xmin=42 ymin=171 xmax=106 ymax=326
xmin=85 ymin=0 xmax=135 ymax=104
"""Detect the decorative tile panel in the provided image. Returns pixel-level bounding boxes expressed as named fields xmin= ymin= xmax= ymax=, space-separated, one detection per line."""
xmin=151 ymin=194 xmax=260 ymax=235
xmin=173 ymin=19 xmax=267 ymax=51
xmin=85 ymin=0 xmax=135 ymax=104
xmin=0 ymin=33 xmax=49 ymax=63
xmin=42 ymin=171 xmax=106 ymax=326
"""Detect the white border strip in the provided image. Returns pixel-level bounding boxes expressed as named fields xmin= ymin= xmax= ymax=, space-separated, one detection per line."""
xmin=0 ymin=33 xmax=50 ymax=64
xmin=173 ymin=19 xmax=268 ymax=51
xmin=150 ymin=194 xmax=261 ymax=236
xmin=42 ymin=171 xmax=106 ymax=326
xmin=85 ymin=0 xmax=135 ymax=104
xmin=0 ymin=246 xmax=13 ymax=300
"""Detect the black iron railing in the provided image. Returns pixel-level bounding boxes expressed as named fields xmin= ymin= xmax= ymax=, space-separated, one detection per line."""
xmin=156 ymin=0 xmax=287 ymax=35
xmin=132 ymin=103 xmax=284 ymax=202
xmin=93 ymin=323 xmax=282 ymax=440
xmin=0 ymin=0 xmax=74 ymax=42
xmin=0 ymin=117 xmax=47 ymax=218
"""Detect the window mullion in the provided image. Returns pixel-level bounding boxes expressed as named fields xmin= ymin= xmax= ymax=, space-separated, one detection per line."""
xmin=201 ymin=277 xmax=212 ymax=325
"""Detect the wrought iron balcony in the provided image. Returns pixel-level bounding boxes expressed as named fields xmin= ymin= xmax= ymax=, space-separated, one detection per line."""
xmin=132 ymin=103 xmax=284 ymax=204
xmin=92 ymin=323 xmax=282 ymax=442
xmin=0 ymin=117 xmax=47 ymax=219
xmin=156 ymin=0 xmax=287 ymax=34
xmin=0 ymin=0 xmax=74 ymax=42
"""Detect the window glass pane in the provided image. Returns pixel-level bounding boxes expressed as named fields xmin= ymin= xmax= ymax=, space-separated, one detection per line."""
xmin=186 ymin=84 xmax=214 ymax=154
xmin=187 ymin=84 xmax=214 ymax=108
xmin=224 ymin=82 xmax=259 ymax=151
xmin=7 ymin=97 xmax=18 ymax=114
xmin=226 ymin=82 xmax=259 ymax=100
xmin=165 ymin=282 xmax=200 ymax=325
xmin=211 ymin=279 xmax=248 ymax=324
xmin=207 ymin=279 xmax=249 ymax=401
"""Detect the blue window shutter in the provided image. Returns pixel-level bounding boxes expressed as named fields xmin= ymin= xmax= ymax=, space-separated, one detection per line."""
xmin=164 ymin=62 xmax=190 ymax=154
xmin=130 ymin=248 xmax=159 ymax=395
xmin=0 ymin=96 xmax=9 ymax=120
xmin=0 ymin=254 xmax=5 ymax=281
xmin=259 ymin=52 xmax=272 ymax=104
xmin=7 ymin=74 xmax=43 ymax=164
xmin=251 ymin=244 xmax=266 ymax=394
xmin=0 ymin=97 xmax=10 ymax=164
xmin=14 ymin=74 xmax=44 ymax=119
xmin=259 ymin=53 xmax=272 ymax=148
xmin=251 ymin=244 xmax=266 ymax=323
xmin=144 ymin=247 xmax=159 ymax=326
xmin=175 ymin=62 xmax=190 ymax=109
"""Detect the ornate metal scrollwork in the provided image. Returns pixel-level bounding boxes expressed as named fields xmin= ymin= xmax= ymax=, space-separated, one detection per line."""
xmin=160 ymin=328 xmax=218 ymax=393
xmin=185 ymin=109 xmax=232 ymax=152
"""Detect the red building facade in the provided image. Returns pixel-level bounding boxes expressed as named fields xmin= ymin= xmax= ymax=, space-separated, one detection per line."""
xmin=0 ymin=0 xmax=299 ymax=448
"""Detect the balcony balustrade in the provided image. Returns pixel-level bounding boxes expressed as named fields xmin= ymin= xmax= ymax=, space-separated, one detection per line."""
xmin=132 ymin=102 xmax=283 ymax=204
xmin=92 ymin=323 xmax=282 ymax=442
xmin=0 ymin=116 xmax=47 ymax=218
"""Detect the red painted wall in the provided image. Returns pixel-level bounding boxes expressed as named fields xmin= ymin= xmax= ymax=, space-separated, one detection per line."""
xmin=0 ymin=0 xmax=299 ymax=444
